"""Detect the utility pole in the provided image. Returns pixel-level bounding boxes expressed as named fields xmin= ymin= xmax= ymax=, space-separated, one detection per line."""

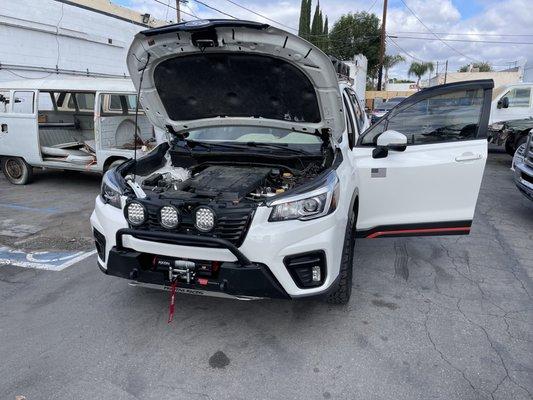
xmin=444 ymin=60 xmax=448 ymax=84
xmin=175 ymin=0 xmax=181 ymax=23
xmin=377 ymin=0 xmax=388 ymax=91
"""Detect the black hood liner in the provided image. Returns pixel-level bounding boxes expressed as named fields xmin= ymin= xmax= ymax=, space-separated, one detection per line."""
xmin=153 ymin=53 xmax=321 ymax=123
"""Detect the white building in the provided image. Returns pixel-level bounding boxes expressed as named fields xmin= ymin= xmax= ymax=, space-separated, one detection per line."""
xmin=343 ymin=54 xmax=368 ymax=107
xmin=0 ymin=0 xmax=165 ymax=82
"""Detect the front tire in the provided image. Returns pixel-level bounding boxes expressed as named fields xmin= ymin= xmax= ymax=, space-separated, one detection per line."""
xmin=327 ymin=210 xmax=356 ymax=305
xmin=504 ymin=137 xmax=516 ymax=156
xmin=1 ymin=157 xmax=33 ymax=185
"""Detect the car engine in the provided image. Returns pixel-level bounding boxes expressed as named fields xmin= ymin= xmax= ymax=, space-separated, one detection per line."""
xmin=140 ymin=164 xmax=308 ymax=203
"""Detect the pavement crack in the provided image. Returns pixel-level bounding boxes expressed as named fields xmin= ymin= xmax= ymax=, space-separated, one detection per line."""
xmin=456 ymin=299 xmax=533 ymax=399
xmin=423 ymin=303 xmax=479 ymax=396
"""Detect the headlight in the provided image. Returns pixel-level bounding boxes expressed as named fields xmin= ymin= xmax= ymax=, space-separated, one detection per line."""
xmin=269 ymin=173 xmax=339 ymax=222
xmin=126 ymin=201 xmax=146 ymax=226
xmin=195 ymin=207 xmax=215 ymax=232
xmin=160 ymin=205 xmax=179 ymax=229
xmin=101 ymin=170 xmax=123 ymax=209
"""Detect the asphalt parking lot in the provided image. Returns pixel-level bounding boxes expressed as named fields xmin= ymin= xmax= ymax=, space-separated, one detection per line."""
xmin=0 ymin=151 xmax=532 ymax=400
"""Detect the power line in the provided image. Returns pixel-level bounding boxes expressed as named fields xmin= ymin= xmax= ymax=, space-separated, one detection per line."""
xmin=386 ymin=36 xmax=427 ymax=63
xmin=391 ymin=31 xmax=533 ymax=37
xmin=398 ymin=0 xmax=480 ymax=63
xmin=366 ymin=0 xmax=379 ymax=13
xmin=390 ymin=35 xmax=533 ymax=45
xmin=222 ymin=0 xmax=297 ymax=31
xmin=184 ymin=3 xmax=200 ymax=19
xmin=189 ymin=0 xmax=237 ymax=19
xmin=152 ymin=0 xmax=197 ymax=20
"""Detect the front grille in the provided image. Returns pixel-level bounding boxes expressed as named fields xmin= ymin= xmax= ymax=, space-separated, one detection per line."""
xmin=140 ymin=206 xmax=254 ymax=247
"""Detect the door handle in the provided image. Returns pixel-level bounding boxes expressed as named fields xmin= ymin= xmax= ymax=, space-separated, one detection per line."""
xmin=455 ymin=153 xmax=482 ymax=162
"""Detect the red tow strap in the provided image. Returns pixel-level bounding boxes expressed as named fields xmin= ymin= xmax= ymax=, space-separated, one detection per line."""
xmin=167 ymin=279 xmax=178 ymax=324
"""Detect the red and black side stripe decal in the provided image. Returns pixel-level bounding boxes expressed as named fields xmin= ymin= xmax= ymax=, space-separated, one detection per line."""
xmin=356 ymin=220 xmax=473 ymax=239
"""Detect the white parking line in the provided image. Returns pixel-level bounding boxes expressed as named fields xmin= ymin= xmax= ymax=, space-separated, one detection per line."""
xmin=0 ymin=247 xmax=96 ymax=271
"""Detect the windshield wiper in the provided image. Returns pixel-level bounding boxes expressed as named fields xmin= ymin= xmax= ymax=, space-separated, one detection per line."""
xmin=186 ymin=140 xmax=314 ymax=155
xmin=185 ymin=139 xmax=248 ymax=151
xmin=244 ymin=142 xmax=313 ymax=155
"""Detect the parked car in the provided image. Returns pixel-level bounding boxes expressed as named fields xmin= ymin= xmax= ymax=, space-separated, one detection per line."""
xmin=490 ymin=82 xmax=533 ymax=125
xmin=91 ymin=20 xmax=493 ymax=305
xmin=488 ymin=117 xmax=533 ymax=155
xmin=370 ymin=96 xmax=407 ymax=124
xmin=513 ymin=130 xmax=533 ymax=201
xmin=0 ymin=77 xmax=156 ymax=184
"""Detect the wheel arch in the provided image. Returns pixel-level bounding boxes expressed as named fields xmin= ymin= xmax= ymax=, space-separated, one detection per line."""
xmin=103 ymin=156 xmax=128 ymax=172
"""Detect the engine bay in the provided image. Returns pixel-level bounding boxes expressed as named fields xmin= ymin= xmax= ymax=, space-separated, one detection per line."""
xmin=140 ymin=163 xmax=320 ymax=203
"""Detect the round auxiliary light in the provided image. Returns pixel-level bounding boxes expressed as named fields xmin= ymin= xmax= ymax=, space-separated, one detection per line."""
xmin=195 ymin=207 xmax=215 ymax=232
xmin=126 ymin=201 xmax=146 ymax=226
xmin=160 ymin=205 xmax=179 ymax=229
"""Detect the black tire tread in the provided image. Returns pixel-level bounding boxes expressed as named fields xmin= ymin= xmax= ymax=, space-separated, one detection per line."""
xmin=327 ymin=211 xmax=356 ymax=304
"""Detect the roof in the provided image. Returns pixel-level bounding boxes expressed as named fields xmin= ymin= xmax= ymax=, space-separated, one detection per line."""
xmin=0 ymin=77 xmax=136 ymax=92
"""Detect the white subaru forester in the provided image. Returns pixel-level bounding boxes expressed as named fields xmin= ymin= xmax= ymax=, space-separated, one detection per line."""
xmin=91 ymin=20 xmax=493 ymax=304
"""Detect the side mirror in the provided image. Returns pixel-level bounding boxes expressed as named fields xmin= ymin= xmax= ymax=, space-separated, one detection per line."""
xmin=373 ymin=130 xmax=408 ymax=159
xmin=498 ymin=96 xmax=509 ymax=109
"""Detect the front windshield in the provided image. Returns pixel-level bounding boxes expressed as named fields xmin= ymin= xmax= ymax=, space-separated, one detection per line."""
xmin=185 ymin=126 xmax=322 ymax=147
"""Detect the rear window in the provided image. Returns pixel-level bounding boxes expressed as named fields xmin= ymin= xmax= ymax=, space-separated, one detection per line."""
xmin=154 ymin=53 xmax=320 ymax=123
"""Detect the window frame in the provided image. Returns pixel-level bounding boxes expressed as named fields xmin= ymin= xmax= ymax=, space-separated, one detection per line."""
xmin=12 ymin=90 xmax=36 ymax=115
xmin=342 ymin=92 xmax=356 ymax=148
xmin=357 ymin=80 xmax=493 ymax=147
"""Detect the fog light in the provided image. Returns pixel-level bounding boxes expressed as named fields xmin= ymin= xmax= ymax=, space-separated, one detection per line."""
xmin=126 ymin=201 xmax=146 ymax=226
xmin=195 ymin=207 xmax=215 ymax=232
xmin=160 ymin=205 xmax=179 ymax=229
xmin=312 ymin=265 xmax=321 ymax=282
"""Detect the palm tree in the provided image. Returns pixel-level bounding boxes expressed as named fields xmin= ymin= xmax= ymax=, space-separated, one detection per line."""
xmin=408 ymin=61 xmax=435 ymax=88
xmin=383 ymin=54 xmax=405 ymax=87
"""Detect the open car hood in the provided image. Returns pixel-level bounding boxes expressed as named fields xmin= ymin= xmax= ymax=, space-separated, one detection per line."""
xmin=127 ymin=20 xmax=345 ymax=140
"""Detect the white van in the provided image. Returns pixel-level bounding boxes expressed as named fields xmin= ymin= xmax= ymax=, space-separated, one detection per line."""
xmin=490 ymin=82 xmax=533 ymax=124
xmin=0 ymin=77 xmax=156 ymax=184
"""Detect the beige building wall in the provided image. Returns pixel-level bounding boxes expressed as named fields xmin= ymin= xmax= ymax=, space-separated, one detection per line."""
xmin=429 ymin=71 xmax=522 ymax=89
xmin=66 ymin=0 xmax=167 ymax=27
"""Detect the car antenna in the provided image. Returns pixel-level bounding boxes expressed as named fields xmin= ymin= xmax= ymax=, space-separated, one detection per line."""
xmin=133 ymin=53 xmax=151 ymax=180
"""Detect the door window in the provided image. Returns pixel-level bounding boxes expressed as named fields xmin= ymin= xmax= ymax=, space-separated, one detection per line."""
xmin=38 ymin=92 xmax=55 ymax=111
xmin=68 ymin=93 xmax=95 ymax=112
xmin=13 ymin=91 xmax=35 ymax=114
xmin=0 ymin=91 xmax=10 ymax=113
xmin=504 ymin=88 xmax=531 ymax=108
xmin=360 ymin=88 xmax=484 ymax=145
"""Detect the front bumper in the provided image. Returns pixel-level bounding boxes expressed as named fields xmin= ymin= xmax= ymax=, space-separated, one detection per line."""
xmin=101 ymin=243 xmax=289 ymax=300
xmin=91 ymin=195 xmax=347 ymax=299
xmin=514 ymin=161 xmax=533 ymax=201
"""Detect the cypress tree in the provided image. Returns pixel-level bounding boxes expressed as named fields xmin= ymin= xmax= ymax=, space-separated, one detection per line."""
xmin=323 ymin=16 xmax=329 ymax=52
xmin=298 ymin=0 xmax=307 ymax=38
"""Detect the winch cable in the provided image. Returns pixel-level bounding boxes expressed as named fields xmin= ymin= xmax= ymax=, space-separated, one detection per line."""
xmin=133 ymin=53 xmax=151 ymax=179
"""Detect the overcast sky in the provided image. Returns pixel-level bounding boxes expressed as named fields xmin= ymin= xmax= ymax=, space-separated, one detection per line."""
xmin=115 ymin=0 xmax=533 ymax=80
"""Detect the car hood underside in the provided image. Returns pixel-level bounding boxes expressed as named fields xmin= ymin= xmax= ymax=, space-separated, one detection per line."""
xmin=127 ymin=19 xmax=345 ymax=140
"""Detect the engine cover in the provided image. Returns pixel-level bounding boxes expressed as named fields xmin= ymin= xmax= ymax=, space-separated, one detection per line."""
xmin=188 ymin=166 xmax=272 ymax=201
